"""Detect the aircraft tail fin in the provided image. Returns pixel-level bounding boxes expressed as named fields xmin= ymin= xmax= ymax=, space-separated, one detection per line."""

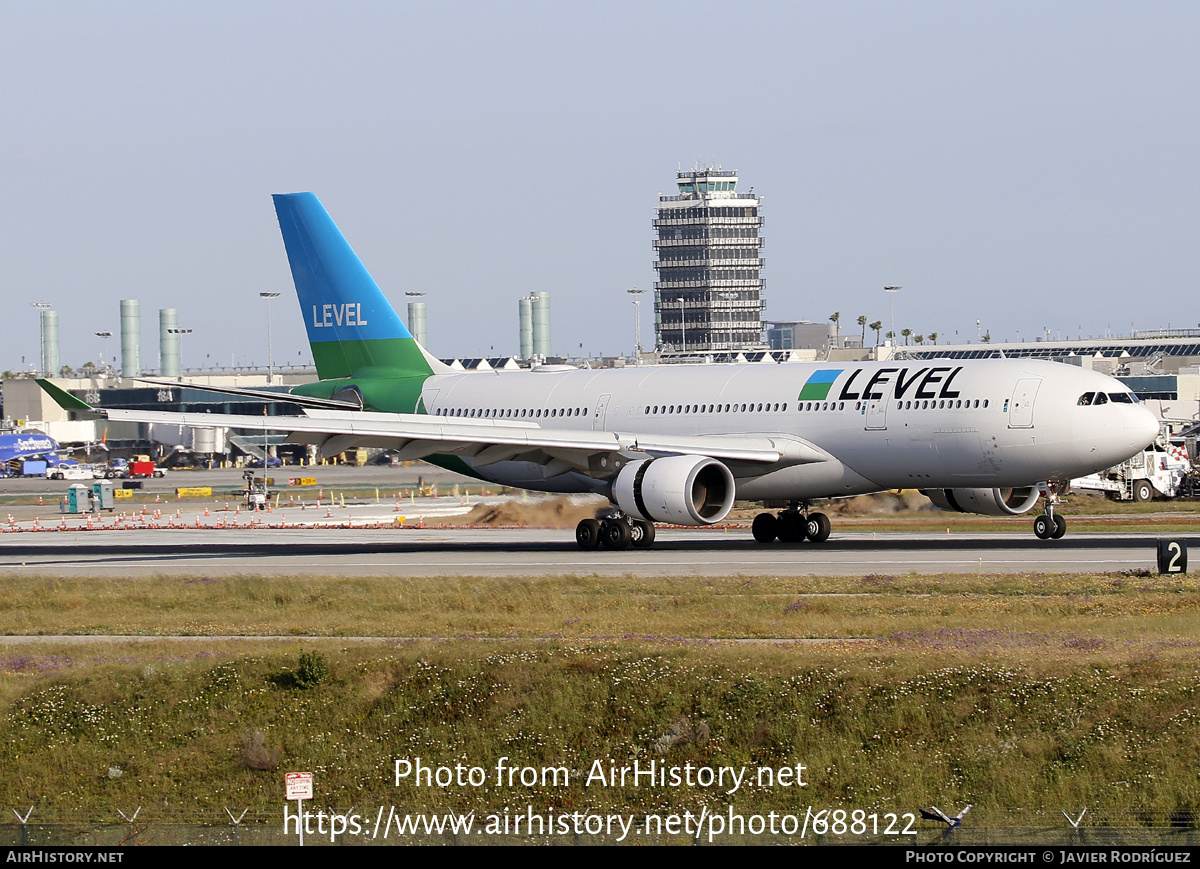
xmin=272 ymin=193 xmax=448 ymax=380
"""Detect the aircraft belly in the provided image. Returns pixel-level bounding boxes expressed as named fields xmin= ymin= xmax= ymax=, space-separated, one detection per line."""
xmin=734 ymin=460 xmax=878 ymax=501
xmin=460 ymin=458 xmax=606 ymax=495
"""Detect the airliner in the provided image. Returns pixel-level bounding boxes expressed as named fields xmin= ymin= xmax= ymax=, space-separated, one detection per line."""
xmin=40 ymin=193 xmax=1159 ymax=548
xmin=0 ymin=432 xmax=64 ymax=475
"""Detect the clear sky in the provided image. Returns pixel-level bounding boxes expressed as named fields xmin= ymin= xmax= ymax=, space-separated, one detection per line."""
xmin=2 ymin=1 xmax=1197 ymax=372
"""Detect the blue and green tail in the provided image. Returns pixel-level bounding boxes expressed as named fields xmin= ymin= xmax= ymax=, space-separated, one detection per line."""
xmin=273 ymin=193 xmax=442 ymax=382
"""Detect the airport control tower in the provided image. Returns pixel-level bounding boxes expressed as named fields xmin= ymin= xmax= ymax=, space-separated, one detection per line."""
xmin=653 ymin=167 xmax=765 ymax=352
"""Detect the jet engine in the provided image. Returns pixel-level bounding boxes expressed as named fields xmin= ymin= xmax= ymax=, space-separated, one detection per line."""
xmin=612 ymin=456 xmax=736 ymax=526
xmin=922 ymin=487 xmax=1041 ymax=516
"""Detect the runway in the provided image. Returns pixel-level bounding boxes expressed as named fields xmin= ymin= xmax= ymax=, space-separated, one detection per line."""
xmin=0 ymin=526 xmax=1190 ymax=576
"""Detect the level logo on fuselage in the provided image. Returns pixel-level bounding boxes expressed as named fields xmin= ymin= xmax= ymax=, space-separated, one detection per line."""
xmin=798 ymin=366 xmax=965 ymax=402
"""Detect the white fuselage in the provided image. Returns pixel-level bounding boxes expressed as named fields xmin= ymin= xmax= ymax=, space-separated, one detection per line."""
xmin=418 ymin=358 xmax=1159 ymax=500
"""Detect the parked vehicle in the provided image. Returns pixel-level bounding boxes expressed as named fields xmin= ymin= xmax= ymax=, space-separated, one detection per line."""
xmin=48 ymin=464 xmax=100 ymax=481
xmin=1071 ymin=436 xmax=1192 ymax=501
xmin=19 ymin=459 xmax=48 ymax=477
xmin=104 ymin=457 xmax=165 ymax=479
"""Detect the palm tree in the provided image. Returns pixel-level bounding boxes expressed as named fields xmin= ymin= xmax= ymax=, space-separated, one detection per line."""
xmin=857 ymin=315 xmax=867 ymax=346
xmin=982 ymin=332 xmax=991 ymax=343
xmin=885 ymin=330 xmax=895 ymax=344
xmin=915 ymin=335 xmax=925 ymax=346
xmin=870 ymin=321 xmax=883 ymax=346
xmin=929 ymin=332 xmax=938 ymax=345
xmin=901 ymin=328 xmax=912 ymax=346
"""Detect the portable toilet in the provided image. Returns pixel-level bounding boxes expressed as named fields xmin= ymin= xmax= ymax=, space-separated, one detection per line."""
xmin=91 ymin=479 xmax=115 ymax=511
xmin=65 ymin=484 xmax=89 ymax=513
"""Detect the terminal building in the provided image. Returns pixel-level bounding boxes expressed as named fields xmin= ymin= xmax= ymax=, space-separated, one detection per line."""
xmin=653 ymin=167 xmax=765 ymax=354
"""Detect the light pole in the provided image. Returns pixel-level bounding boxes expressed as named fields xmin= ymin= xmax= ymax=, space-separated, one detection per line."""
xmin=627 ymin=288 xmax=645 ymax=363
xmin=94 ymin=331 xmax=112 ymax=377
xmin=884 ymin=286 xmax=901 ymax=351
xmin=260 ymin=291 xmax=280 ymax=384
xmin=167 ymin=328 xmax=191 ymax=373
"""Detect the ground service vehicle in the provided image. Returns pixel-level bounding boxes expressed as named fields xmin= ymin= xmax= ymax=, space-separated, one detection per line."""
xmin=1071 ymin=438 xmax=1192 ymax=501
xmin=49 ymin=464 xmax=100 ymax=481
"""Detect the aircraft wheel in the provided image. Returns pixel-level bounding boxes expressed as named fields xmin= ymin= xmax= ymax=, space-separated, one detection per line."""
xmin=600 ymin=518 xmax=632 ymax=550
xmin=630 ymin=520 xmax=656 ymax=549
xmin=1051 ymin=515 xmax=1067 ymax=539
xmin=1133 ymin=480 xmax=1154 ymax=502
xmin=752 ymin=512 xmax=778 ymax=543
xmin=1033 ymin=515 xmax=1053 ymax=539
xmin=576 ymin=518 xmax=602 ymax=550
xmin=777 ymin=513 xmax=807 ymax=543
xmin=806 ymin=512 xmax=832 ymax=543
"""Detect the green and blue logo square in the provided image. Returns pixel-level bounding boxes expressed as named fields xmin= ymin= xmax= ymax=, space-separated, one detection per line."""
xmin=797 ymin=369 xmax=842 ymax=401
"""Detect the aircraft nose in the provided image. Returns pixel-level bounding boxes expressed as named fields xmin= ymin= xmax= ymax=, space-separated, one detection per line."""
xmin=1128 ymin=405 xmax=1160 ymax=451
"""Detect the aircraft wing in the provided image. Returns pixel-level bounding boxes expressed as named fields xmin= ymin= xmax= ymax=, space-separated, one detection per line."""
xmin=95 ymin=406 xmax=830 ymax=477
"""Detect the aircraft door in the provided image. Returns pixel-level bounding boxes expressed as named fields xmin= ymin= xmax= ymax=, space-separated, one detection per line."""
xmin=863 ymin=390 xmax=889 ymax=431
xmin=1008 ymin=378 xmax=1041 ymax=428
xmin=592 ymin=394 xmax=611 ymax=431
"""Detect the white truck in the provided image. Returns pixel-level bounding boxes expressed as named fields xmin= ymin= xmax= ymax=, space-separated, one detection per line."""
xmin=48 ymin=464 xmax=101 ymax=481
xmin=1071 ymin=436 xmax=1193 ymax=501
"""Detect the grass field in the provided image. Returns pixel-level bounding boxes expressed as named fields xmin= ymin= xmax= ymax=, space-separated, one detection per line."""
xmin=2 ymin=567 xmax=1199 ymax=830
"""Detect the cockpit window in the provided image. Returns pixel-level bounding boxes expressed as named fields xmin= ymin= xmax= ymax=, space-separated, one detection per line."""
xmin=1077 ymin=392 xmax=1094 ymax=406
xmin=1108 ymin=392 xmax=1134 ymax=404
xmin=1093 ymin=392 xmax=1108 ymax=405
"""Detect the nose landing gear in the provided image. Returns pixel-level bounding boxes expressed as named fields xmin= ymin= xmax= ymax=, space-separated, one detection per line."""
xmin=1033 ymin=483 xmax=1068 ymax=540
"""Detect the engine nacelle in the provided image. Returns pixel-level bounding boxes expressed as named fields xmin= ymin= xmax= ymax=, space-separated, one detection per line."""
xmin=612 ymin=456 xmax=736 ymax=526
xmin=922 ymin=487 xmax=1041 ymax=516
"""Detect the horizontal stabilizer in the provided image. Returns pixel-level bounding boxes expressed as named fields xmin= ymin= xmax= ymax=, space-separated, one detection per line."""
xmin=35 ymin=379 xmax=93 ymax=412
xmin=131 ymin=378 xmax=363 ymax=410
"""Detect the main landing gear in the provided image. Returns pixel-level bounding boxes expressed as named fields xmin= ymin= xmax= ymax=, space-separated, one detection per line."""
xmin=1033 ymin=483 xmax=1067 ymax=540
xmin=752 ymin=503 xmax=831 ymax=544
xmin=575 ymin=513 xmax=656 ymax=550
